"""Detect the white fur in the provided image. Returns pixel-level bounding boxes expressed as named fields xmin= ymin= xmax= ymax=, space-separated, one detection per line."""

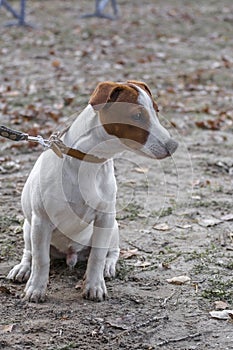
xmin=7 ymin=87 xmax=177 ymax=302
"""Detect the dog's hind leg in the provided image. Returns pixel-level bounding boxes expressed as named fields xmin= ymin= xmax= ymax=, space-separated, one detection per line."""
xmin=23 ymin=214 xmax=53 ymax=302
xmin=7 ymin=219 xmax=32 ymax=282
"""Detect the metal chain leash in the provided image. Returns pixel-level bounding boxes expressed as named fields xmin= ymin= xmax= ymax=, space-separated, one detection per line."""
xmin=0 ymin=125 xmax=67 ymax=158
xmin=0 ymin=125 xmax=106 ymax=163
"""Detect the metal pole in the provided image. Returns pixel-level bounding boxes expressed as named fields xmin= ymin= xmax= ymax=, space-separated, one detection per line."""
xmin=1 ymin=0 xmax=32 ymax=26
xmin=1 ymin=0 xmax=21 ymax=19
xmin=82 ymin=0 xmax=119 ymax=20
xmin=19 ymin=0 xmax=26 ymax=25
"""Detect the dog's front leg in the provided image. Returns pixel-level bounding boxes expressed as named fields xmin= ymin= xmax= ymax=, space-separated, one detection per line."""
xmin=23 ymin=214 xmax=53 ymax=302
xmin=7 ymin=219 xmax=32 ymax=282
xmin=83 ymin=215 xmax=115 ymax=301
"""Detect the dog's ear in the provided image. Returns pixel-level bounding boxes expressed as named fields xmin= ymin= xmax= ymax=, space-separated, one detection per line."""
xmin=89 ymin=82 xmax=124 ymax=111
xmin=127 ymin=80 xmax=159 ymax=112
xmin=127 ymin=80 xmax=152 ymax=96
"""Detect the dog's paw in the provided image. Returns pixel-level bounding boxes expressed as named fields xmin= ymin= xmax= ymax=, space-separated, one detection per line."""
xmin=104 ymin=257 xmax=116 ymax=278
xmin=23 ymin=283 xmax=46 ymax=303
xmin=82 ymin=278 xmax=107 ymax=302
xmin=7 ymin=263 xmax=31 ymax=283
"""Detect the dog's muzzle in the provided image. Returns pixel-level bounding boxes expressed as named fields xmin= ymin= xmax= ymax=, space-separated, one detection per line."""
xmin=165 ymin=139 xmax=178 ymax=155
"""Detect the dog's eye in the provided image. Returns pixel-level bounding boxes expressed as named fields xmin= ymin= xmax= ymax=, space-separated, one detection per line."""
xmin=131 ymin=112 xmax=143 ymax=121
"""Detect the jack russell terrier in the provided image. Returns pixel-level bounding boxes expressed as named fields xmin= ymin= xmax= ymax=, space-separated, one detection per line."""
xmin=7 ymin=80 xmax=178 ymax=302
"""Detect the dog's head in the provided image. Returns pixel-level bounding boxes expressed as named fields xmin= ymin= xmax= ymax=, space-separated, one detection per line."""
xmin=89 ymin=80 xmax=178 ymax=159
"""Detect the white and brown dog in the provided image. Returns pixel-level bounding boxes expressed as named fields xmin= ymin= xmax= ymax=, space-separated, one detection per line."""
xmin=7 ymin=80 xmax=178 ymax=302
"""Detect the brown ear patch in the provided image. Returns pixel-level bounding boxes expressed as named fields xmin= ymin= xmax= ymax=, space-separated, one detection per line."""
xmin=127 ymin=80 xmax=152 ymax=96
xmin=89 ymin=81 xmax=142 ymax=110
xmin=127 ymin=80 xmax=159 ymax=112
xmin=90 ymin=80 xmax=159 ymax=111
xmin=89 ymin=82 xmax=122 ymax=110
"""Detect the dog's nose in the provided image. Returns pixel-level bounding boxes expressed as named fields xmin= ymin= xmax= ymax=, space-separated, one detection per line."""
xmin=166 ymin=139 xmax=178 ymax=155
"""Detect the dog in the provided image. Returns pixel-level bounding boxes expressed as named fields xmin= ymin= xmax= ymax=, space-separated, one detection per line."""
xmin=7 ymin=80 xmax=178 ymax=302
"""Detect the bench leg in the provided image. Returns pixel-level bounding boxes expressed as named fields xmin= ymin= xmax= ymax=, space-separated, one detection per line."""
xmin=81 ymin=0 xmax=119 ymax=20
xmin=1 ymin=0 xmax=33 ymax=27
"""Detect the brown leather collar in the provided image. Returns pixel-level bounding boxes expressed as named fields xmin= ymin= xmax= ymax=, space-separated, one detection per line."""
xmin=49 ymin=135 xmax=107 ymax=163
xmin=66 ymin=147 xmax=107 ymax=163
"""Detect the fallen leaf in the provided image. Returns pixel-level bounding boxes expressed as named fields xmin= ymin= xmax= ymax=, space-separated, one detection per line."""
xmin=0 ymin=102 xmax=8 ymax=114
xmin=209 ymin=310 xmax=233 ymax=320
xmin=134 ymin=260 xmax=151 ymax=268
xmin=221 ymin=214 xmax=233 ymax=222
xmin=166 ymin=276 xmax=191 ymax=285
xmin=222 ymin=55 xmax=233 ymax=68
xmin=213 ymin=161 xmax=230 ymax=173
xmin=124 ymin=180 xmax=137 ymax=186
xmin=193 ymin=179 xmax=211 ymax=188
xmin=210 ymin=61 xmax=221 ymax=69
xmin=0 ymin=286 xmax=11 ymax=294
xmin=0 ymin=324 xmax=15 ymax=333
xmin=153 ymin=223 xmax=171 ymax=231
xmin=137 ymin=213 xmax=148 ymax=218
xmin=214 ymin=301 xmax=229 ymax=310
xmin=191 ymin=195 xmax=201 ymax=200
xmin=27 ymin=83 xmax=37 ymax=95
xmin=107 ymin=314 xmax=135 ymax=330
xmin=2 ymin=90 xmax=20 ymax=97
xmin=120 ymin=249 xmax=139 ymax=259
xmin=107 ymin=320 xmax=128 ymax=330
xmin=52 ymin=59 xmax=61 ymax=68
xmin=13 ymin=225 xmax=23 ymax=234
xmin=198 ymin=217 xmax=222 ymax=227
xmin=63 ymin=93 xmax=75 ymax=106
xmin=195 ymin=119 xmax=223 ymax=131
xmin=43 ymin=107 xmax=62 ymax=122
xmin=20 ymin=104 xmax=38 ymax=119
xmin=0 ymin=160 xmax=21 ymax=174
xmin=176 ymin=223 xmax=192 ymax=229
xmin=134 ymin=167 xmax=149 ymax=174
xmin=54 ymin=102 xmax=64 ymax=110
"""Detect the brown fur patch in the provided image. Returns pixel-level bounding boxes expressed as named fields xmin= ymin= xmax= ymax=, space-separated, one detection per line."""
xmin=89 ymin=82 xmax=123 ymax=110
xmin=89 ymin=80 xmax=159 ymax=147
xmin=127 ymin=80 xmax=159 ymax=112
xmin=96 ymin=83 xmax=150 ymax=147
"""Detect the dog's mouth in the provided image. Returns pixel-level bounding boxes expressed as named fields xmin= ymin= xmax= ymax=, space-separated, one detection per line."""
xmin=122 ymin=137 xmax=178 ymax=160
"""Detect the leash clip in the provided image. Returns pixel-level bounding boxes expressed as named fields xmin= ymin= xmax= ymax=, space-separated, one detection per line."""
xmin=28 ymin=133 xmax=67 ymax=159
xmin=47 ymin=132 xmax=68 ymax=158
xmin=27 ymin=135 xmax=51 ymax=148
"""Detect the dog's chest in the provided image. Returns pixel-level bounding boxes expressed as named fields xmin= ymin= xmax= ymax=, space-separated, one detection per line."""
xmin=39 ymin=156 xmax=116 ymax=236
xmin=61 ymin=157 xmax=117 ymax=209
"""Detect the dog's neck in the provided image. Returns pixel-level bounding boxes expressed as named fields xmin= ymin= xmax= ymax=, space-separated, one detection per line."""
xmin=63 ymin=105 xmax=125 ymax=160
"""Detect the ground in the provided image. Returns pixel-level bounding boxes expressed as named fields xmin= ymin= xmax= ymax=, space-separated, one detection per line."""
xmin=0 ymin=0 xmax=233 ymax=349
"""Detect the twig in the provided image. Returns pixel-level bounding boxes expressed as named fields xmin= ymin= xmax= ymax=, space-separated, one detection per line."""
xmin=174 ymin=290 xmax=182 ymax=306
xmin=161 ymin=291 xmax=177 ymax=306
xmin=125 ymin=240 xmax=153 ymax=254
xmin=157 ymin=332 xmax=202 ymax=346
xmin=109 ymin=314 xmax=169 ymax=344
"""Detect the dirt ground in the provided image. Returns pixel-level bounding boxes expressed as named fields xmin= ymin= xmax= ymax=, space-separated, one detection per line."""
xmin=0 ymin=0 xmax=233 ymax=349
